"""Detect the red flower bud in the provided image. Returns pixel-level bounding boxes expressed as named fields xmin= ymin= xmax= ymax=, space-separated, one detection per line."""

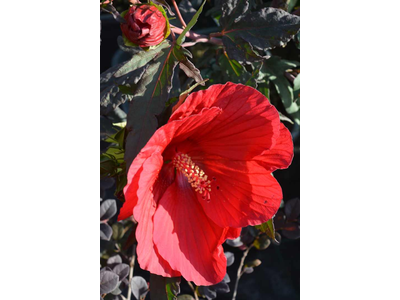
xmin=121 ymin=4 xmax=169 ymax=47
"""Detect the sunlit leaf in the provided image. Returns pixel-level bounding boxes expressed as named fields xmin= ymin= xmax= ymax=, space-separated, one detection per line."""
xmin=220 ymin=7 xmax=300 ymax=62
xmin=255 ymin=218 xmax=277 ymax=242
xmin=176 ymin=0 xmax=206 ymax=45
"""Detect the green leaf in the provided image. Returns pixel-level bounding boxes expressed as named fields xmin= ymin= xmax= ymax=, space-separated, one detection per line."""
xmin=166 ymin=278 xmax=181 ymax=300
xmin=176 ymin=0 xmax=206 ymax=45
xmin=101 ymin=41 xmax=171 ymax=115
xmin=221 ymin=7 xmax=300 ymax=63
xmin=288 ymin=0 xmax=299 ymax=13
xmin=112 ymin=223 xmax=125 ymax=241
xmin=257 ymin=81 xmax=270 ymax=99
xmin=115 ymin=42 xmax=170 ymax=78
xmin=261 ymin=56 xmax=300 ymax=124
xmin=293 ymin=73 xmax=300 ymax=101
xmin=255 ymin=218 xmax=277 ymax=242
xmin=150 ymin=274 xmax=181 ymax=300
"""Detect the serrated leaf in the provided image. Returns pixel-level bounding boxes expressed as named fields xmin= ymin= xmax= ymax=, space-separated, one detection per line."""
xmin=176 ymin=0 xmax=206 ymax=45
xmin=100 ymin=64 xmax=146 ymax=115
xmin=219 ymin=0 xmax=252 ymax=28
xmin=255 ymin=218 xmax=276 ymax=242
xmin=221 ymin=8 xmax=300 ymax=62
xmin=101 ymin=3 xmax=126 ymax=23
xmin=100 ymin=270 xmax=120 ymax=294
xmin=124 ymin=41 xmax=192 ymax=168
xmin=179 ymin=57 xmax=203 ymax=84
xmin=101 ymin=41 xmax=171 ymax=115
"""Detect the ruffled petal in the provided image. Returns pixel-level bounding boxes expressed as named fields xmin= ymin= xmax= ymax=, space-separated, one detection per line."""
xmin=254 ymin=123 xmax=294 ymax=172
xmin=197 ymin=159 xmax=283 ymax=228
xmin=133 ymin=152 xmax=180 ymax=277
xmin=170 ymin=83 xmax=281 ymax=160
xmin=153 ymin=173 xmax=227 ymax=286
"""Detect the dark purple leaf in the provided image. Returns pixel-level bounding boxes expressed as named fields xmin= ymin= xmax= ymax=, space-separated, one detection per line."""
xmin=100 ymin=199 xmax=117 ymax=221
xmin=113 ymin=263 xmax=129 ymax=281
xmin=220 ymin=0 xmax=252 ymax=28
xmin=100 ymin=269 xmax=119 ymax=294
xmin=225 ymin=252 xmax=235 ymax=267
xmin=221 ymin=8 xmax=300 ymax=63
xmin=107 ymin=255 xmax=122 ymax=268
xmin=131 ymin=276 xmax=149 ymax=300
xmin=101 ymin=3 xmax=126 ymax=24
xmin=284 ymin=198 xmax=300 ymax=221
xmin=197 ymin=286 xmax=217 ymax=300
xmin=225 ymin=237 xmax=243 ymax=248
xmin=100 ymin=223 xmax=113 ymax=241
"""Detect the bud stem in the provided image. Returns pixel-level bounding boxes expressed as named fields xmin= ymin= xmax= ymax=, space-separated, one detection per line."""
xmin=171 ymin=0 xmax=187 ymax=28
xmin=170 ymin=26 xmax=223 ymax=47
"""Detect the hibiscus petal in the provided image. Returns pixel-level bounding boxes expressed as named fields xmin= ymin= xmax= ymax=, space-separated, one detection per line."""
xmin=118 ymin=164 xmax=143 ymax=221
xmin=254 ymin=123 xmax=294 ymax=172
xmin=225 ymin=227 xmax=242 ymax=240
xmin=119 ymin=107 xmax=222 ymax=220
xmin=198 ymin=160 xmax=283 ymax=228
xmin=170 ymin=83 xmax=281 ymax=160
xmin=153 ymin=173 xmax=227 ymax=286
xmin=133 ymin=152 xmax=180 ymax=277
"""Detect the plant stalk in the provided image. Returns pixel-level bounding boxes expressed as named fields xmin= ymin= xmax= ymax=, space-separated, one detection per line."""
xmin=126 ymin=244 xmax=137 ymax=300
xmin=170 ymin=26 xmax=223 ymax=46
xmin=171 ymin=0 xmax=187 ymax=28
xmin=232 ymin=244 xmax=254 ymax=300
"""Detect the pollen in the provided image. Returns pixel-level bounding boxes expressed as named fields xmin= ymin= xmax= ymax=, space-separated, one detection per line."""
xmin=173 ymin=153 xmax=212 ymax=201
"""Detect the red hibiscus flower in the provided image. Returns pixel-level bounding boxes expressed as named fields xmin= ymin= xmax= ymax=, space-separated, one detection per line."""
xmin=118 ymin=82 xmax=293 ymax=285
xmin=121 ymin=4 xmax=169 ymax=47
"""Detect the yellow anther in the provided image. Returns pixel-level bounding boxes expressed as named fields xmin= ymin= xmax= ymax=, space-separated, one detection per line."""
xmin=173 ymin=153 xmax=212 ymax=200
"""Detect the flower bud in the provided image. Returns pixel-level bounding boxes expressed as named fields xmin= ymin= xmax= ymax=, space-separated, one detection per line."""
xmin=121 ymin=4 xmax=170 ymax=47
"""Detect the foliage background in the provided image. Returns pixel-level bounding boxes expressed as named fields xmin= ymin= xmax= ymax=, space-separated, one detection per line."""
xmin=101 ymin=0 xmax=300 ymax=299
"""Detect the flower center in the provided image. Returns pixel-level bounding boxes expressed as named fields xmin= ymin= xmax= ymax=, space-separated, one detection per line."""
xmin=173 ymin=153 xmax=212 ymax=201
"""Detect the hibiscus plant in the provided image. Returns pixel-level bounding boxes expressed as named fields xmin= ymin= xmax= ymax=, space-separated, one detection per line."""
xmin=100 ymin=0 xmax=300 ymax=299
